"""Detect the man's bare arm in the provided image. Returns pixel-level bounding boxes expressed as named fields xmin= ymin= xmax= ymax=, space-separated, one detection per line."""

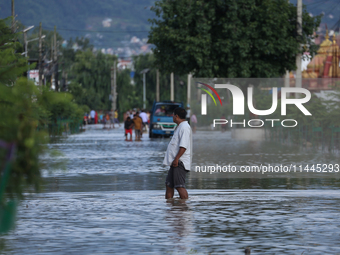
xmin=172 ymin=147 xmax=186 ymax=167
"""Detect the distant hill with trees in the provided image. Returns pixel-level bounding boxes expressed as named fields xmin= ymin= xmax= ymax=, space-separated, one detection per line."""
xmin=0 ymin=0 xmax=339 ymax=49
xmin=0 ymin=0 xmax=155 ymax=48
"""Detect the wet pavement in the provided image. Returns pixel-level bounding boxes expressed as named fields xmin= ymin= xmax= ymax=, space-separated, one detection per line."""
xmin=1 ymin=125 xmax=340 ymax=254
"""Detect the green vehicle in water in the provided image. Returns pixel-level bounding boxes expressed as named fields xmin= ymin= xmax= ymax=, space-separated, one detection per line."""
xmin=149 ymin=101 xmax=183 ymax=138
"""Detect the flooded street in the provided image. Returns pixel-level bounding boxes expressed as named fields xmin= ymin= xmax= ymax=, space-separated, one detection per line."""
xmin=1 ymin=126 xmax=340 ymax=254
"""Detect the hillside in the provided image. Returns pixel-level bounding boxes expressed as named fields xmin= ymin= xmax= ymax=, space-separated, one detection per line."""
xmin=0 ymin=0 xmax=339 ymax=50
xmin=0 ymin=0 xmax=156 ymax=49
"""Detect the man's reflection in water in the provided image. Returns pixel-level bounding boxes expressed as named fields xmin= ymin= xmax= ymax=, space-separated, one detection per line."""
xmin=165 ymin=199 xmax=194 ymax=252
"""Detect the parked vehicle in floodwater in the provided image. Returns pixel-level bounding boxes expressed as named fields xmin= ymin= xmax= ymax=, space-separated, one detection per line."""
xmin=149 ymin=101 xmax=183 ymax=138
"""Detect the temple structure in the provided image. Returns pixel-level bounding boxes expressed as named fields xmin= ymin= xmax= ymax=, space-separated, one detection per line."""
xmin=301 ymin=31 xmax=340 ymax=90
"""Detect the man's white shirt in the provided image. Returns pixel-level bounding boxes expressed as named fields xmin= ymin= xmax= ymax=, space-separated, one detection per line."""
xmin=139 ymin=112 xmax=148 ymax=122
xmin=90 ymin=110 xmax=95 ymax=118
xmin=163 ymin=121 xmax=192 ymax=171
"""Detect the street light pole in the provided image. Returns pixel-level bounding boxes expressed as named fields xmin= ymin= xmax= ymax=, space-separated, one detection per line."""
xmin=39 ymin=22 xmax=43 ymax=86
xmin=296 ymin=0 xmax=302 ymax=97
xmin=54 ymin=26 xmax=59 ymax=91
xmin=23 ymin=26 xmax=34 ymax=57
xmin=170 ymin=72 xmax=174 ymax=101
xmin=111 ymin=61 xmax=117 ymax=112
xmin=24 ymin=31 xmax=27 ymax=58
xmin=24 ymin=35 xmax=46 ymax=83
xmin=143 ymin=72 xmax=146 ymax=109
xmin=140 ymin=69 xmax=149 ymax=109
xmin=187 ymin=73 xmax=192 ymax=107
xmin=22 ymin=26 xmax=34 ymax=80
xmin=11 ymin=0 xmax=15 ymax=33
xmin=156 ymin=69 xmax=160 ymax=102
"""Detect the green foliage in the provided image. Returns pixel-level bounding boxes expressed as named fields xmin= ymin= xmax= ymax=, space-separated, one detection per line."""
xmin=133 ymin=53 xmax=188 ymax=109
xmin=249 ymin=86 xmax=340 ymax=147
xmin=0 ymin=17 xmax=84 ymax=204
xmin=0 ymin=0 xmax=155 ymax=48
xmin=69 ymin=50 xmax=139 ymax=119
xmin=252 ymin=88 xmax=327 ymax=125
xmin=0 ymin=17 xmax=27 ymax=85
xmin=0 ymin=18 xmax=44 ymax=202
xmin=0 ymin=79 xmax=48 ymax=202
xmin=38 ymin=87 xmax=84 ymax=122
xmin=321 ymin=87 xmax=340 ymax=127
xmin=116 ymin=69 xmax=138 ymax=111
xmin=149 ymin=0 xmax=322 ymax=78
xmin=69 ymin=52 xmax=189 ymax=117
xmin=0 ymin=79 xmax=84 ymax=203
xmin=22 ymin=26 xmax=63 ymax=60
xmin=70 ymin=50 xmax=117 ymax=110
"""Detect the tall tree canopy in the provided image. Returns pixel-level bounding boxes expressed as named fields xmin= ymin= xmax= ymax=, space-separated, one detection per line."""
xmin=148 ymin=0 xmax=321 ymax=78
xmin=0 ymin=17 xmax=27 ymax=85
xmin=69 ymin=50 xmax=134 ymax=112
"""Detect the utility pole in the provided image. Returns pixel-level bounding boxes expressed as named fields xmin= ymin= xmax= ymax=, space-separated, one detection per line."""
xmin=23 ymin=25 xmax=34 ymax=81
xmin=11 ymin=0 xmax=15 ymax=33
xmin=23 ymin=25 xmax=34 ymax=58
xmin=54 ymin=26 xmax=59 ymax=91
xmin=111 ymin=61 xmax=117 ymax=112
xmin=284 ymin=0 xmax=290 ymax=94
xmin=284 ymin=70 xmax=290 ymax=97
xmin=140 ymin=69 xmax=149 ymax=109
xmin=114 ymin=61 xmax=117 ymax=111
xmin=51 ymin=37 xmax=54 ymax=89
xmin=296 ymin=0 xmax=302 ymax=96
xmin=65 ymin=71 xmax=68 ymax=91
xmin=61 ymin=70 xmax=65 ymax=91
xmin=111 ymin=66 xmax=114 ymax=111
xmin=156 ymin=69 xmax=160 ymax=102
xmin=187 ymin=73 xmax=191 ymax=107
xmin=143 ymin=71 xmax=146 ymax=109
xmin=170 ymin=72 xmax=174 ymax=101
xmin=38 ymin=22 xmax=43 ymax=86
xmin=24 ymin=31 xmax=27 ymax=57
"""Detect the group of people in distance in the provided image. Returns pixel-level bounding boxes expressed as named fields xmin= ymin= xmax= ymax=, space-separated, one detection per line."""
xmin=84 ymin=106 xmax=199 ymax=137
xmin=124 ymin=109 xmax=150 ymax=141
xmin=83 ymin=109 xmax=120 ymax=129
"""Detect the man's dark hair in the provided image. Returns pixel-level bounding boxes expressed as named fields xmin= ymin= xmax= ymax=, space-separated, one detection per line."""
xmin=174 ymin=107 xmax=187 ymax=119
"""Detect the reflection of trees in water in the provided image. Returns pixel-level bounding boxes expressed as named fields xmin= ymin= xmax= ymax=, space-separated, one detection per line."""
xmin=165 ymin=199 xmax=194 ymax=252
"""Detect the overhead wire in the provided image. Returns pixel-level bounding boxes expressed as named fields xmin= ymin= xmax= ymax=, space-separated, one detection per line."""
xmin=308 ymin=0 xmax=332 ymax=12
xmin=331 ymin=17 xmax=340 ymax=30
xmin=305 ymin=0 xmax=329 ymax=6
xmin=322 ymin=0 xmax=340 ymax=17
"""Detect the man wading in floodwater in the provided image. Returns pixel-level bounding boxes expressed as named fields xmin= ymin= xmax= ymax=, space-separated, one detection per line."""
xmin=163 ymin=107 xmax=192 ymax=199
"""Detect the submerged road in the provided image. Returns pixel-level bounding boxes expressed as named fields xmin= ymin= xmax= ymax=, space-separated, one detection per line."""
xmin=1 ymin=125 xmax=340 ymax=254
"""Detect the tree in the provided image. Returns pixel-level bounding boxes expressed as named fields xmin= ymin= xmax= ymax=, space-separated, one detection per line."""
xmin=70 ymin=50 xmax=116 ymax=110
xmin=69 ymin=50 xmax=134 ymax=115
xmin=0 ymin=17 xmax=84 ymax=208
xmin=133 ymin=53 xmax=188 ymax=108
xmin=116 ymin=69 xmax=139 ymax=111
xmin=0 ymin=17 xmax=27 ymax=86
xmin=148 ymin=0 xmax=322 ymax=78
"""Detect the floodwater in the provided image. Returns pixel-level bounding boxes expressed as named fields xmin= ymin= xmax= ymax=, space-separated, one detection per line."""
xmin=1 ymin=125 xmax=340 ymax=254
